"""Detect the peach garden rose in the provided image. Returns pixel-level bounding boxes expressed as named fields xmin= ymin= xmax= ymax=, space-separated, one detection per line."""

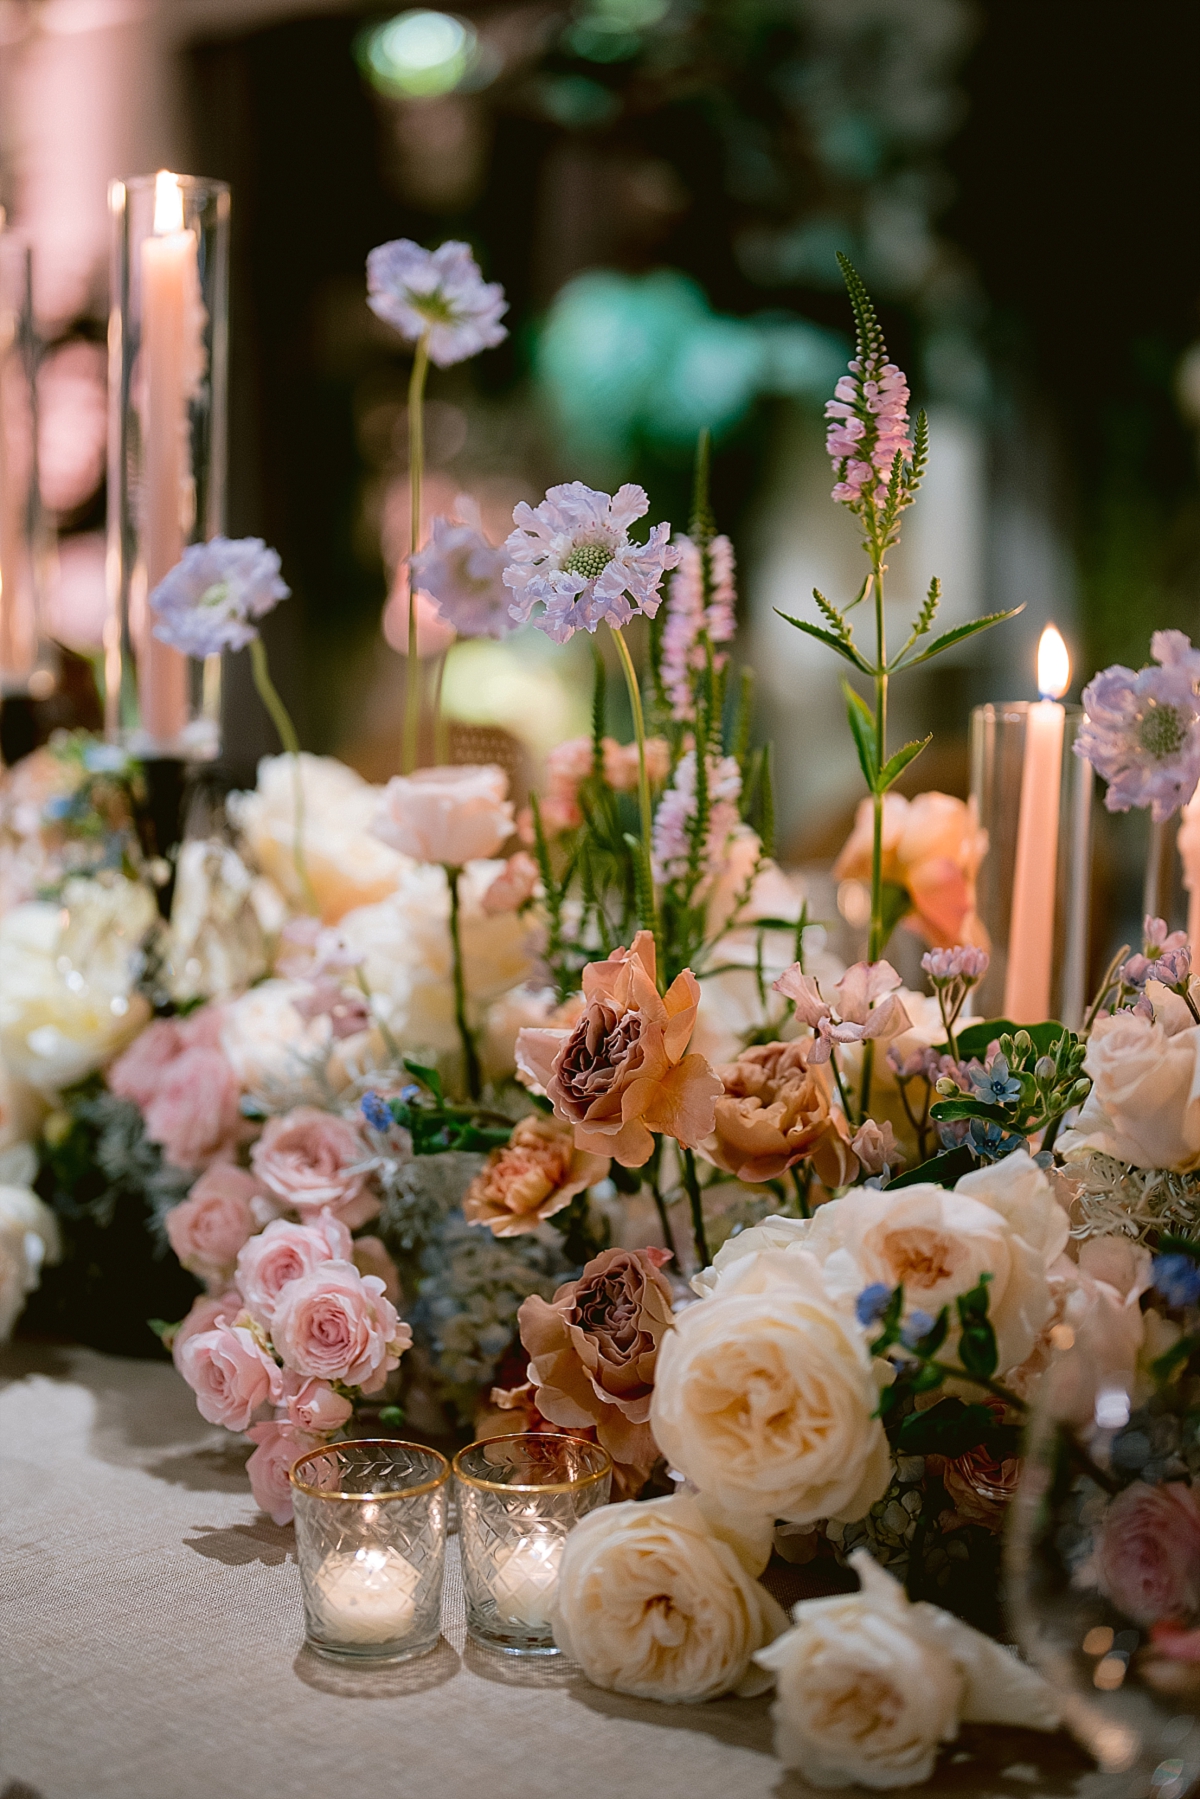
xmin=463 ymin=1112 xmax=609 ymax=1237
xmin=700 ymin=1038 xmax=857 ymax=1188
xmin=372 ymin=762 xmax=514 ymax=866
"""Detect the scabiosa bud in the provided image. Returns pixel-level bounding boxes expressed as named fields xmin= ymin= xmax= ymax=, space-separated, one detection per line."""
xmin=921 ymin=946 xmax=990 ymax=986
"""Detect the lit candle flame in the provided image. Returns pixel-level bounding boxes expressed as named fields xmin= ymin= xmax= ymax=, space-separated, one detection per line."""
xmin=1037 ymin=624 xmax=1070 ymax=700
xmin=153 ymin=170 xmax=184 ymax=235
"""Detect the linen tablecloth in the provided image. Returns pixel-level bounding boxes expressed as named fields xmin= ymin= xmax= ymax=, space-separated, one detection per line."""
xmin=1 ymin=1343 xmax=1112 ymax=1799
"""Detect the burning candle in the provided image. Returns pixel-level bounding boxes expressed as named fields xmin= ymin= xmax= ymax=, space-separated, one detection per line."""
xmin=489 ymin=1532 xmax=564 ymax=1630
xmin=309 ymin=1544 xmax=420 ymax=1645
xmin=1003 ymin=625 xmax=1070 ymax=1024
xmin=138 ymin=170 xmax=204 ymax=747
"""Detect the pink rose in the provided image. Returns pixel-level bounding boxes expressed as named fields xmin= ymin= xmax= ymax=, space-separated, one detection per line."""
xmin=246 ymin=1420 xmax=322 ymax=1526
xmin=270 ymin=1260 xmax=411 ymax=1392
xmin=165 ymin=1164 xmax=261 ymax=1288
xmin=250 ymin=1107 xmax=378 ymax=1227
xmin=1092 ymin=1481 xmax=1200 ymax=1625
xmin=170 ymin=1288 xmax=243 ymax=1370
xmin=177 ymin=1322 xmax=283 ymax=1431
xmin=144 ymin=1045 xmax=243 ymax=1172
xmin=482 ymin=852 xmax=539 ymax=915
xmin=351 ymin=1234 xmax=402 ymax=1306
xmin=235 ymin=1212 xmax=352 ymax=1325
xmin=372 ymin=763 xmax=513 ymax=865
xmin=280 ymin=1371 xmax=355 ymax=1433
xmin=109 ymin=1018 xmax=188 ymax=1108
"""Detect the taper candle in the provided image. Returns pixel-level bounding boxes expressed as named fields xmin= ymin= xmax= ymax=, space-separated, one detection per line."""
xmin=1003 ymin=625 xmax=1070 ymax=1024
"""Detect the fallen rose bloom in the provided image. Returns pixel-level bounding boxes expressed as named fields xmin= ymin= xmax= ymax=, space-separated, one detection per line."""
xmin=700 ymin=1038 xmax=857 ymax=1187
xmin=552 ymin=1493 xmax=787 ymax=1702
xmin=515 ymin=929 xmax=722 ymax=1168
xmin=755 ymin=1551 xmax=1057 ymax=1790
xmin=464 ymin=1112 xmax=609 ymax=1237
xmin=518 ymin=1244 xmax=673 ymax=1491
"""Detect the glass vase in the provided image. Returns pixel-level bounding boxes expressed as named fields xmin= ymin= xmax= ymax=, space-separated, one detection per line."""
xmin=290 ymin=1439 xmax=450 ymax=1665
xmin=0 ymin=225 xmax=52 ymax=765
xmin=454 ymin=1432 xmax=612 ymax=1655
xmin=105 ymin=171 xmax=229 ymax=763
xmin=969 ymin=701 xmax=1093 ymax=1028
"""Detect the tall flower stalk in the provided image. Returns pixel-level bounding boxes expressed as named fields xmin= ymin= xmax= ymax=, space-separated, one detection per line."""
xmin=780 ymin=256 xmax=1016 ymax=1113
xmin=446 ymin=863 xmax=482 ymax=1099
xmin=404 ymin=329 xmax=431 ymax=774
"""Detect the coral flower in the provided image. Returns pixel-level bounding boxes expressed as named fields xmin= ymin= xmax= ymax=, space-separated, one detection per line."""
xmin=464 ymin=1113 xmax=609 ymax=1237
xmin=516 ymin=930 xmax=722 ymax=1167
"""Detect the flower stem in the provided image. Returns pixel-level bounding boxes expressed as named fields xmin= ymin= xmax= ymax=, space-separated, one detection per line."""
xmin=402 ymin=330 xmax=431 ymax=776
xmin=611 ymin=625 xmax=658 ymax=948
xmin=682 ymin=1147 xmax=709 ymax=1271
xmin=446 ymin=863 xmax=482 ymax=1100
xmin=861 ymin=533 xmax=889 ymax=1118
xmin=647 ymin=1139 xmax=676 ymax=1261
xmin=250 ymin=634 xmax=317 ymax=914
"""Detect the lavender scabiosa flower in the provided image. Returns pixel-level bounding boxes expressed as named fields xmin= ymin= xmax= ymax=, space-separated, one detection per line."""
xmin=150 ymin=537 xmax=289 ymax=657
xmin=366 ymin=239 xmax=507 ymax=368
xmin=1075 ymin=631 xmax=1200 ymax=822
xmin=660 ymin=534 xmax=738 ymax=720
xmin=650 ymin=750 xmax=741 ymax=887
xmin=410 ymin=496 xmax=512 ymax=639
xmin=502 ymin=482 xmax=679 ymax=644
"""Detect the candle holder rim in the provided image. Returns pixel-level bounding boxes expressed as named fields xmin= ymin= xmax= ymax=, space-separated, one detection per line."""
xmin=970 ymin=699 xmax=1084 ymax=719
xmin=116 ymin=171 xmax=232 ymax=197
xmin=453 ymin=1431 xmax=613 ymax=1494
xmin=289 ymin=1436 xmax=450 ymax=1502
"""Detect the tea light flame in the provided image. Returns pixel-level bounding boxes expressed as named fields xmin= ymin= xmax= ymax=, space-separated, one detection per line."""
xmin=153 ymin=170 xmax=184 ymax=235
xmin=1037 ymin=624 xmax=1070 ymax=700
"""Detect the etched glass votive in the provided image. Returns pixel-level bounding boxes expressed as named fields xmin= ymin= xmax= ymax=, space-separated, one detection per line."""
xmin=290 ymin=1439 xmax=449 ymax=1665
xmin=454 ymin=1433 xmax=612 ymax=1656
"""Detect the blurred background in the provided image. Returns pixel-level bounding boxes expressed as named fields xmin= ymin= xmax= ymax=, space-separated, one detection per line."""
xmin=1 ymin=0 xmax=1198 ymax=944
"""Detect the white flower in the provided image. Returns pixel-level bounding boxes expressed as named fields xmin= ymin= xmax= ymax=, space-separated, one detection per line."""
xmin=649 ymin=1249 xmax=892 ymax=1552
xmin=229 ymin=753 xmax=408 ymax=923
xmin=0 ymin=879 xmax=153 ymax=1093
xmin=371 ymin=763 xmax=513 ymax=866
xmin=1059 ymin=1001 xmax=1200 ymax=1172
xmin=503 ymin=482 xmax=679 ymax=643
xmin=339 ymin=862 xmax=535 ymax=1059
xmin=552 ymin=1493 xmax=788 ymax=1703
xmin=366 ymin=238 xmax=508 ymax=367
xmin=219 ymin=979 xmax=333 ymax=1098
xmin=410 ymin=497 xmax=512 ymax=639
xmin=755 ymin=1551 xmax=1058 ymax=1790
xmin=0 ymin=1182 xmax=61 ymax=1342
xmin=802 ymin=1150 xmax=1069 ymax=1375
xmin=690 ymin=1213 xmax=812 ymax=1297
xmin=165 ymin=838 xmax=270 ymax=1003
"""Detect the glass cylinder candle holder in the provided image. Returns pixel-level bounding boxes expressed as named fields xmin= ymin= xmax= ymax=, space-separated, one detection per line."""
xmin=106 ymin=171 xmax=229 ymax=762
xmin=290 ymin=1439 xmax=450 ymax=1665
xmin=454 ymin=1433 xmax=612 ymax=1656
xmin=969 ymin=701 xmax=1093 ymax=1028
xmin=0 ymin=226 xmax=52 ymax=758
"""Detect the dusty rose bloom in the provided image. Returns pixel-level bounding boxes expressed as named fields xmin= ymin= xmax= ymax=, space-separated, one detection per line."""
xmin=165 ymin=1164 xmax=262 ymax=1288
xmin=517 ymin=1244 xmax=674 ymax=1489
xmin=245 ymin=1420 xmax=322 ymax=1526
xmin=1091 ymin=1481 xmax=1200 ymax=1625
xmin=270 ymin=1259 xmax=411 ymax=1392
xmin=481 ymin=852 xmax=539 ymax=915
xmin=177 ymin=1321 xmax=283 ymax=1431
xmin=235 ymin=1212 xmax=353 ymax=1326
xmin=464 ymin=1113 xmax=610 ymax=1237
xmin=700 ymin=1039 xmax=857 ymax=1187
xmin=110 ymin=1005 xmax=242 ymax=1171
xmin=516 ymin=930 xmax=722 ymax=1168
xmin=930 ymin=1404 xmax=1021 ymax=1532
xmin=250 ymin=1107 xmax=378 ymax=1227
xmin=109 ymin=1017 xmax=190 ymax=1109
xmin=279 ymin=1371 xmax=354 ymax=1433
xmin=849 ymin=1117 xmax=904 ymax=1178
xmin=170 ymin=1288 xmax=244 ymax=1370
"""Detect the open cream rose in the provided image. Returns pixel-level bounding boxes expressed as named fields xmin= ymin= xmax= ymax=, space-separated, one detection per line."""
xmin=552 ymin=1493 xmax=787 ymax=1702
xmin=515 ymin=930 xmax=723 ymax=1168
xmin=650 ymin=1249 xmax=892 ymax=1555
xmin=229 ymin=753 xmax=408 ymax=922
xmin=834 ymin=790 xmax=988 ymax=950
xmin=755 ymin=1551 xmax=1058 ymax=1790
xmin=1059 ymin=1002 xmax=1200 ymax=1172
xmin=803 ymin=1149 xmax=1069 ymax=1375
xmin=372 ymin=763 xmax=513 ymax=866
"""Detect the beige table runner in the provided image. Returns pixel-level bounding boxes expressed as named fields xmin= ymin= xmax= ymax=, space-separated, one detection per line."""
xmin=0 ymin=1343 xmax=1110 ymax=1799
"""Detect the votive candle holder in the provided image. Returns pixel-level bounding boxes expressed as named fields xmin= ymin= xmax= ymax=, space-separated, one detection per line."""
xmin=290 ymin=1439 xmax=449 ymax=1665
xmin=454 ymin=1433 xmax=611 ymax=1656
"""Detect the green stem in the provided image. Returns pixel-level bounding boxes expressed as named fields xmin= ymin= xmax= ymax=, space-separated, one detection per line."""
xmin=250 ymin=634 xmax=317 ymax=914
xmin=402 ymin=331 xmax=431 ymax=776
xmin=861 ymin=535 xmax=889 ymax=1117
xmin=682 ymin=1147 xmax=709 ymax=1270
xmin=446 ymin=864 xmax=482 ymax=1100
xmin=611 ymin=626 xmax=659 ymax=949
xmin=647 ymin=1140 xmax=676 ymax=1261
xmin=936 ymin=987 xmax=959 ymax=1064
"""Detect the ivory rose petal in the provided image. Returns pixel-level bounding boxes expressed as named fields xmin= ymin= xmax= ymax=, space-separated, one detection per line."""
xmin=1059 ymin=1005 xmax=1200 ymax=1172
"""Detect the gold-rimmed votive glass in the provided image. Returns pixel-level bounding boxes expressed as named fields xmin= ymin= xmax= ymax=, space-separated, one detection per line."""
xmin=453 ymin=1433 xmax=612 ymax=1655
xmin=290 ymin=1439 xmax=449 ymax=1664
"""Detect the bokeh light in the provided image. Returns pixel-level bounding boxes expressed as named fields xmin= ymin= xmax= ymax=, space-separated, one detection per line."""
xmin=358 ymin=11 xmax=480 ymax=99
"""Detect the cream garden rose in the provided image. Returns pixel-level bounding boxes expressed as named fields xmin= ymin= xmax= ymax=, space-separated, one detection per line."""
xmin=755 ymin=1551 xmax=1058 ymax=1790
xmin=551 ymin=1493 xmax=787 ymax=1702
xmin=650 ymin=1250 xmax=891 ymax=1554
xmin=372 ymin=762 xmax=513 ymax=866
xmin=1059 ymin=1000 xmax=1200 ymax=1172
xmin=0 ymin=1182 xmax=61 ymax=1341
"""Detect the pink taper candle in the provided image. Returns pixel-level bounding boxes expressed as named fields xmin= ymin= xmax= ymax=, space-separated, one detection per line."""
xmin=1003 ymin=626 xmax=1070 ymax=1024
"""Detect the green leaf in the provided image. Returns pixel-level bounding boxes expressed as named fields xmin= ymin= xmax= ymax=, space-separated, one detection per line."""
xmin=843 ymin=680 xmax=879 ymax=788
xmin=888 ymin=1146 xmax=978 ymax=1190
xmin=878 ymin=735 xmax=932 ymax=792
xmin=403 ymin=1058 xmax=444 ymax=1105
xmin=147 ymin=1317 xmax=178 ymax=1344
xmin=1159 ymin=1233 xmax=1200 ymax=1262
xmin=895 ymin=1399 xmax=998 ymax=1458
xmin=869 ymin=1283 xmax=906 ymax=1356
xmin=929 ymin=1098 xmax=1012 ymax=1125
xmin=952 ymin=1019 xmax=1066 ymax=1061
xmin=956 ymin=1276 xmax=998 ymax=1380
xmin=895 ymin=607 xmax=1023 ymax=671
xmin=845 ymin=570 xmax=873 ymax=612
xmin=774 ymin=612 xmax=873 ymax=675
xmin=690 ymin=426 xmax=715 ymax=549
xmin=913 ymin=1306 xmax=950 ymax=1358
